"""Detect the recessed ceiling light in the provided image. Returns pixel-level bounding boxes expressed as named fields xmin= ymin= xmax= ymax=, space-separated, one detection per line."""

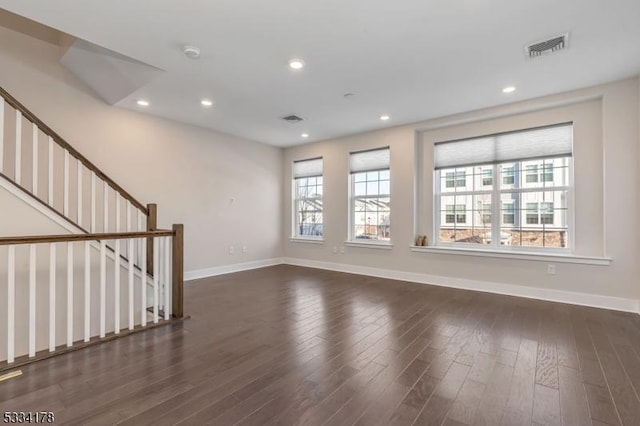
xmin=502 ymin=86 xmax=516 ymax=94
xmin=201 ymin=99 xmax=214 ymax=107
xmin=301 ymin=133 xmax=309 ymax=138
xmin=380 ymin=115 xmax=390 ymax=121
xmin=288 ymin=58 xmax=305 ymax=70
xmin=136 ymin=99 xmax=149 ymax=107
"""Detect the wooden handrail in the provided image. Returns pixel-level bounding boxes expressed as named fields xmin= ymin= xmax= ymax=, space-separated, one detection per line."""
xmin=0 ymin=230 xmax=174 ymax=245
xmin=0 ymin=85 xmax=148 ymax=214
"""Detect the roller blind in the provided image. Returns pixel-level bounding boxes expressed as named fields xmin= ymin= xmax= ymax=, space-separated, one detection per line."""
xmin=293 ymin=157 xmax=323 ymax=179
xmin=434 ymin=123 xmax=572 ymax=170
xmin=350 ymin=147 xmax=390 ymax=173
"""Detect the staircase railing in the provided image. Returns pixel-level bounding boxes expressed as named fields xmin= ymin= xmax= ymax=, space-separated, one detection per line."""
xmin=0 ymin=86 xmax=156 ymax=270
xmin=0 ymin=85 xmax=183 ymax=371
xmin=0 ymin=225 xmax=184 ymax=370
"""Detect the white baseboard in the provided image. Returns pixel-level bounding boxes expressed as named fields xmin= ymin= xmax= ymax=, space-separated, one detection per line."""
xmin=185 ymin=258 xmax=284 ymax=281
xmin=281 ymin=257 xmax=640 ymax=314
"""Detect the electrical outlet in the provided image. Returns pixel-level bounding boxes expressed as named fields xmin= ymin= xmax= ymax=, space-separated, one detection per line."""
xmin=339 ymin=246 xmax=345 ymax=254
xmin=228 ymin=246 xmax=234 ymax=255
xmin=332 ymin=246 xmax=337 ymax=254
xmin=242 ymin=245 xmax=247 ymax=254
xmin=547 ymin=264 xmax=556 ymax=275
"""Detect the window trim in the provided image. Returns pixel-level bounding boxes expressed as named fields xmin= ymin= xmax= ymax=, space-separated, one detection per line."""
xmin=345 ymin=145 xmax=393 ymax=243
xmin=348 ymin=169 xmax=391 ymax=242
xmin=292 ymin=163 xmax=324 ymax=240
xmin=433 ymin=158 xmax=574 ymax=254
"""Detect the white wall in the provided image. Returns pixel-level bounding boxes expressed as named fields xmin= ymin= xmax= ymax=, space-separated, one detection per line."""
xmin=0 ymin=23 xmax=283 ymax=273
xmin=283 ymin=78 xmax=640 ymax=304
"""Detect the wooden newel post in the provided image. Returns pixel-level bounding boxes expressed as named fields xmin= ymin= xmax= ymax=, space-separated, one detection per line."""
xmin=146 ymin=203 xmax=157 ymax=275
xmin=172 ymin=224 xmax=184 ymax=318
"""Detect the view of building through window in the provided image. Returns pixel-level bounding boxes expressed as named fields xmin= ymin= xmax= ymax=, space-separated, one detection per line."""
xmin=349 ymin=147 xmax=391 ymax=242
xmin=294 ymin=176 xmax=323 ymax=237
xmin=352 ymin=170 xmax=391 ymax=240
xmin=437 ymin=157 xmax=570 ymax=248
xmin=293 ymin=157 xmax=323 ymax=238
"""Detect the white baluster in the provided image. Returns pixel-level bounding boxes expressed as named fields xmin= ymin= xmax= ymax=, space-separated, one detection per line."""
xmin=15 ymin=111 xmax=22 ymax=184
xmin=125 ymin=200 xmax=131 ymax=258
xmin=90 ymin=171 xmax=96 ymax=232
xmin=116 ymin=195 xmax=121 ymax=232
xmin=7 ymin=246 xmax=15 ymax=363
xmin=128 ymin=238 xmax=134 ymax=330
xmin=67 ymin=242 xmax=73 ymax=347
xmin=49 ymin=243 xmax=56 ymax=352
xmin=32 ymin=123 xmax=38 ymax=195
xmin=84 ymin=241 xmax=90 ymax=342
xmin=100 ymin=240 xmax=106 ymax=338
xmin=141 ymin=238 xmax=147 ymax=327
xmin=103 ymin=182 xmax=109 ymax=233
xmin=29 ymin=244 xmax=36 ymax=357
xmin=114 ymin=237 xmax=121 ymax=334
xmin=164 ymin=236 xmax=171 ymax=320
xmin=48 ymin=136 xmax=54 ymax=206
xmin=77 ymin=159 xmax=83 ymax=226
xmin=126 ymin=201 xmax=132 ymax=232
xmin=63 ymin=150 xmax=70 ymax=216
xmin=137 ymin=211 xmax=143 ymax=266
xmin=153 ymin=237 xmax=159 ymax=323
xmin=0 ymin=98 xmax=4 ymax=173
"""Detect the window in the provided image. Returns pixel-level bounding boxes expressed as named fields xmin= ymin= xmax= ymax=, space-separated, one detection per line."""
xmin=434 ymin=123 xmax=572 ymax=250
xmin=445 ymin=171 xmax=466 ymax=188
xmin=482 ymin=168 xmax=493 ymax=186
xmin=292 ymin=157 xmax=323 ymax=238
xmin=445 ymin=204 xmax=467 ymax=224
xmin=502 ymin=201 xmax=515 ymax=225
xmin=542 ymin=164 xmax=554 ymax=182
xmin=350 ymin=147 xmax=390 ymax=241
xmin=526 ymin=165 xmax=539 ymax=183
xmin=502 ymin=166 xmax=515 ymax=185
xmin=525 ymin=161 xmax=554 ymax=184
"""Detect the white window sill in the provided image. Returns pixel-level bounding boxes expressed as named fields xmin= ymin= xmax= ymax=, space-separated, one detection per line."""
xmin=289 ymin=237 xmax=324 ymax=244
xmin=410 ymin=245 xmax=612 ymax=265
xmin=345 ymin=241 xmax=393 ymax=250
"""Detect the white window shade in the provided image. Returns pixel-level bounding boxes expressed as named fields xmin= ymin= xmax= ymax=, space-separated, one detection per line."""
xmin=293 ymin=157 xmax=323 ymax=178
xmin=434 ymin=123 xmax=572 ymax=169
xmin=350 ymin=147 xmax=390 ymax=173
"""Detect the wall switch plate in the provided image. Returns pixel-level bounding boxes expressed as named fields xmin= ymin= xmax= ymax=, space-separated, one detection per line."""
xmin=547 ymin=264 xmax=556 ymax=275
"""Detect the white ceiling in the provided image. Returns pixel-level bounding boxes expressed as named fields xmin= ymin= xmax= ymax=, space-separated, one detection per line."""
xmin=1 ymin=0 xmax=639 ymax=147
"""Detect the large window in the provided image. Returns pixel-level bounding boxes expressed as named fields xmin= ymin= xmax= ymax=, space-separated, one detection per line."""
xmin=434 ymin=124 xmax=572 ymax=250
xmin=349 ymin=147 xmax=390 ymax=241
xmin=293 ymin=157 xmax=323 ymax=238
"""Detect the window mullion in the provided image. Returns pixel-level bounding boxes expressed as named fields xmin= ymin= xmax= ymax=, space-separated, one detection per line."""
xmin=491 ymin=164 xmax=500 ymax=248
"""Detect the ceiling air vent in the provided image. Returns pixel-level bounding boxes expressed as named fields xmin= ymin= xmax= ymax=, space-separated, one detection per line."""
xmin=281 ymin=114 xmax=304 ymax=124
xmin=526 ymin=33 xmax=568 ymax=58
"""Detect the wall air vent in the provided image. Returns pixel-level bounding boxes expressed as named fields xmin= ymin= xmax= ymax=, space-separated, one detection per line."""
xmin=281 ymin=114 xmax=304 ymax=124
xmin=526 ymin=33 xmax=568 ymax=58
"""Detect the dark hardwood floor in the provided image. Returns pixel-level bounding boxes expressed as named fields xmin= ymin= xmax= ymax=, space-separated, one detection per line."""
xmin=2 ymin=264 xmax=640 ymax=425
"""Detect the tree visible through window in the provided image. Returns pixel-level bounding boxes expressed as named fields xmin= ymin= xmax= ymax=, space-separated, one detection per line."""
xmin=293 ymin=158 xmax=323 ymax=238
xmin=350 ymin=147 xmax=391 ymax=242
